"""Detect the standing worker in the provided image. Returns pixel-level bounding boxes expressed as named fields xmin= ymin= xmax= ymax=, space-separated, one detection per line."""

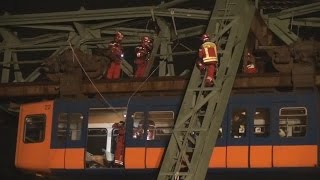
xmin=112 ymin=121 xmax=126 ymax=167
xmin=134 ymin=36 xmax=153 ymax=78
xmin=197 ymin=33 xmax=218 ymax=87
xmin=106 ymin=31 xmax=124 ymax=80
xmin=244 ymin=53 xmax=258 ymax=74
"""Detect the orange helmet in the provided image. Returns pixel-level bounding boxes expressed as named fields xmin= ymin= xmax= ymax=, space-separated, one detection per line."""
xmin=201 ymin=33 xmax=210 ymax=42
xmin=114 ymin=31 xmax=124 ymax=42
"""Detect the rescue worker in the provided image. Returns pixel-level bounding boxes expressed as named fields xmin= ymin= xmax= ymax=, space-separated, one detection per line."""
xmin=244 ymin=53 xmax=258 ymax=74
xmin=146 ymin=120 xmax=155 ymax=140
xmin=245 ymin=60 xmax=258 ymax=74
xmin=134 ymin=36 xmax=153 ymax=78
xmin=106 ymin=31 xmax=124 ymax=80
xmin=197 ymin=33 xmax=218 ymax=87
xmin=112 ymin=121 xmax=125 ymax=167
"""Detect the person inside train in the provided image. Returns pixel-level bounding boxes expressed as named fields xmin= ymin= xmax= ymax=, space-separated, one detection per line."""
xmin=112 ymin=121 xmax=125 ymax=167
xmin=133 ymin=119 xmax=156 ymax=140
xmin=105 ymin=31 xmax=124 ymax=80
xmin=196 ymin=33 xmax=218 ymax=87
xmin=146 ymin=120 xmax=156 ymax=140
xmin=231 ymin=114 xmax=246 ymax=138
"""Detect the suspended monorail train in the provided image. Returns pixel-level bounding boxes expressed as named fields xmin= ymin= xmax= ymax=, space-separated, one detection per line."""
xmin=15 ymin=89 xmax=320 ymax=178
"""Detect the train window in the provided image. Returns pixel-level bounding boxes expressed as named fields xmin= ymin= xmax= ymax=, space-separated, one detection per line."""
xmin=57 ymin=113 xmax=68 ymax=143
xmin=23 ymin=114 xmax=46 ymax=143
xmin=69 ymin=113 xmax=83 ymax=141
xmin=87 ymin=128 xmax=108 ymax=155
xmin=147 ymin=111 xmax=174 ymax=140
xmin=254 ymin=108 xmax=270 ymax=137
xmin=132 ymin=112 xmax=145 ymax=139
xmin=279 ymin=107 xmax=307 ymax=138
xmin=231 ymin=109 xmax=247 ymax=138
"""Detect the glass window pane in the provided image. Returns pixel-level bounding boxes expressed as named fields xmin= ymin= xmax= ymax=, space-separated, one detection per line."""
xmin=24 ymin=115 xmax=46 ymax=143
xmin=231 ymin=109 xmax=247 ymax=138
xmin=147 ymin=111 xmax=174 ymax=141
xmin=279 ymin=107 xmax=307 ymax=138
xmin=254 ymin=108 xmax=270 ymax=137
xmin=132 ymin=112 xmax=144 ymax=139
xmin=69 ymin=113 xmax=83 ymax=141
xmin=57 ymin=113 xmax=68 ymax=143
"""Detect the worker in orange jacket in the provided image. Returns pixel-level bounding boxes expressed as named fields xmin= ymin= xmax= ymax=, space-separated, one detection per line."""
xmin=134 ymin=36 xmax=153 ymax=78
xmin=112 ymin=121 xmax=125 ymax=167
xmin=244 ymin=53 xmax=258 ymax=74
xmin=197 ymin=33 xmax=218 ymax=87
xmin=106 ymin=31 xmax=124 ymax=80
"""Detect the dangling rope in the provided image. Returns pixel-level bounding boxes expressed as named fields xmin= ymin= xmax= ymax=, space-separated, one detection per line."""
xmin=68 ymin=41 xmax=121 ymax=117
xmin=126 ymin=61 xmax=163 ymax=110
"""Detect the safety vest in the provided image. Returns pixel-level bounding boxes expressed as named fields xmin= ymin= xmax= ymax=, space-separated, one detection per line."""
xmin=200 ymin=42 xmax=218 ymax=63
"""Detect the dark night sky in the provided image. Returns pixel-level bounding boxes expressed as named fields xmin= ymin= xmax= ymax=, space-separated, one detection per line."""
xmin=0 ymin=0 xmax=214 ymax=14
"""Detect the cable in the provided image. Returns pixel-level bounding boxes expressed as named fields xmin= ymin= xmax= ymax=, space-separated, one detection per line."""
xmin=68 ymin=41 xmax=121 ymax=118
xmin=126 ymin=61 xmax=162 ymax=110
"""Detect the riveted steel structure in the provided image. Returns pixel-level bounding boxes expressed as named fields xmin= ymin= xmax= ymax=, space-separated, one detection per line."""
xmin=157 ymin=1 xmax=255 ymax=180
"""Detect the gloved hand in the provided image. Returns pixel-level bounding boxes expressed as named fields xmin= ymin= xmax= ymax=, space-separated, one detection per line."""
xmin=196 ymin=59 xmax=206 ymax=72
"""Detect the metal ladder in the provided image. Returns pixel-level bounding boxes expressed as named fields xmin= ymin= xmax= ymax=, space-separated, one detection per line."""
xmin=157 ymin=1 xmax=255 ymax=180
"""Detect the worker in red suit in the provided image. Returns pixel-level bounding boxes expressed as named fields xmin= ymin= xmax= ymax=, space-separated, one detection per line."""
xmin=134 ymin=36 xmax=153 ymax=78
xmin=197 ymin=33 xmax=218 ymax=87
xmin=112 ymin=121 xmax=125 ymax=167
xmin=106 ymin=31 xmax=124 ymax=80
xmin=244 ymin=53 xmax=258 ymax=74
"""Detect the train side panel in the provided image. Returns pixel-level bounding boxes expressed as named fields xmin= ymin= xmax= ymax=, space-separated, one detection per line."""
xmin=15 ymin=100 xmax=54 ymax=173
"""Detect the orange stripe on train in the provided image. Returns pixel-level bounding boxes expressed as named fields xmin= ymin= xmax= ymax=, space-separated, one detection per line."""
xmin=273 ymin=145 xmax=317 ymax=167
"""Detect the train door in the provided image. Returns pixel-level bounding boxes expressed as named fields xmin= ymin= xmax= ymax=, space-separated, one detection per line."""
xmin=227 ymin=103 xmax=274 ymax=168
xmin=249 ymin=105 xmax=273 ymax=168
xmin=125 ymin=105 xmax=147 ymax=169
xmin=86 ymin=108 xmax=126 ymax=169
xmin=272 ymin=102 xmax=317 ymax=167
xmin=53 ymin=100 xmax=88 ymax=170
xmin=16 ymin=101 xmax=53 ymax=172
xmin=144 ymin=105 xmax=176 ymax=169
xmin=226 ymin=104 xmax=250 ymax=168
xmin=208 ymin=110 xmax=227 ymax=168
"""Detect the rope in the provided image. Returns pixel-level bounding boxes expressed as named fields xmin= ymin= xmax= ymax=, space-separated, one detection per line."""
xmin=126 ymin=61 xmax=162 ymax=110
xmin=68 ymin=41 xmax=122 ymax=118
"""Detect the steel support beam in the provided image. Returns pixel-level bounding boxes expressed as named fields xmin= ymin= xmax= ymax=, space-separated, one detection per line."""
xmin=158 ymin=17 xmax=175 ymax=76
xmin=1 ymin=49 xmax=12 ymax=83
xmin=266 ymin=18 xmax=298 ymax=45
xmin=0 ymin=73 xmax=315 ymax=98
xmin=0 ymin=7 xmax=210 ymax=26
xmin=263 ymin=2 xmax=320 ymax=45
xmin=158 ymin=0 xmax=255 ymax=179
xmin=292 ymin=18 xmax=320 ymax=27
xmin=267 ymin=2 xmax=320 ymax=19
xmin=157 ymin=0 xmax=191 ymax=9
xmin=12 ymin=52 xmax=24 ymax=82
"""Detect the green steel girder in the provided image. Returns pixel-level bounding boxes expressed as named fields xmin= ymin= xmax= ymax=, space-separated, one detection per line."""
xmin=292 ymin=17 xmax=320 ymax=27
xmin=267 ymin=2 xmax=320 ymax=19
xmin=0 ymin=7 xmax=210 ymax=26
xmin=157 ymin=0 xmax=255 ymax=180
xmin=157 ymin=0 xmax=191 ymax=9
xmin=266 ymin=18 xmax=298 ymax=45
xmin=263 ymin=2 xmax=320 ymax=45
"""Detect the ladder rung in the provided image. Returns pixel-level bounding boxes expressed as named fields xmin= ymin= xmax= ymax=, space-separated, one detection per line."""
xmin=187 ymin=88 xmax=216 ymax=92
xmin=159 ymin=172 xmax=193 ymax=176
xmin=173 ymin=128 xmax=207 ymax=132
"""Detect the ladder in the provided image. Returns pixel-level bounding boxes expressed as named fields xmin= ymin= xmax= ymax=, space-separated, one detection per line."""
xmin=157 ymin=1 xmax=255 ymax=180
